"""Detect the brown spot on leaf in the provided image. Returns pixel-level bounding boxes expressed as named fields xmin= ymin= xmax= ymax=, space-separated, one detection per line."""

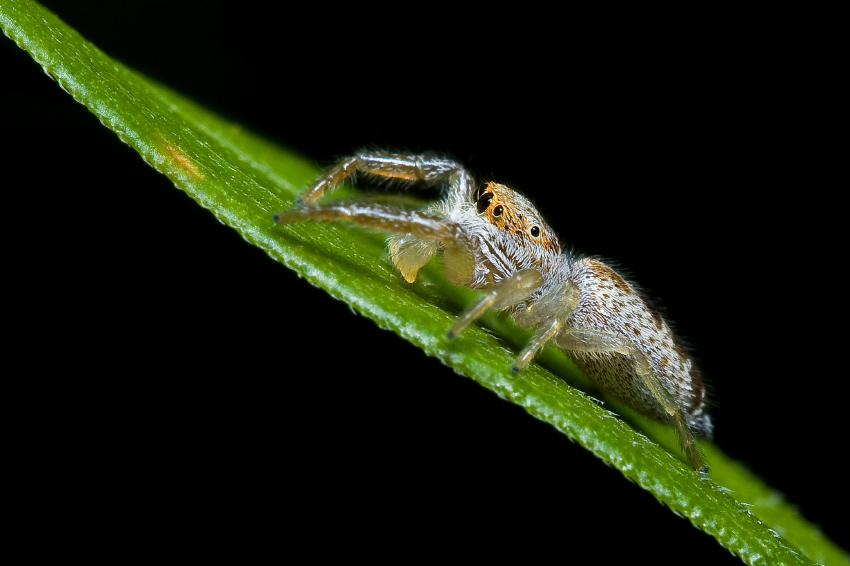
xmin=159 ymin=137 xmax=204 ymax=179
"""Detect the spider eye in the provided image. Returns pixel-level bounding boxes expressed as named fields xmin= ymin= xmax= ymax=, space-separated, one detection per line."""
xmin=476 ymin=192 xmax=494 ymax=214
xmin=492 ymin=205 xmax=504 ymax=218
xmin=530 ymin=226 xmax=540 ymax=238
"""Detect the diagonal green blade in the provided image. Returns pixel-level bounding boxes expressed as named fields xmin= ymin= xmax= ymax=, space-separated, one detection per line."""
xmin=2 ymin=2 xmax=847 ymax=565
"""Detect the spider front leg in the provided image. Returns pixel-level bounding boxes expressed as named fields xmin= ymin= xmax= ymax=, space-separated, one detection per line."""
xmin=273 ymin=202 xmax=475 ymax=285
xmin=448 ymin=269 xmax=545 ymax=339
xmin=449 ymin=273 xmax=586 ymax=373
xmin=509 ymin=279 xmax=582 ymax=372
xmin=276 ymin=151 xmax=477 ymax=283
xmin=297 ymin=150 xmax=472 ymax=204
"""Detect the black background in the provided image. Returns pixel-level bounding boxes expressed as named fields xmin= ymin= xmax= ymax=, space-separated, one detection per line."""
xmin=4 ymin=2 xmax=844 ymax=562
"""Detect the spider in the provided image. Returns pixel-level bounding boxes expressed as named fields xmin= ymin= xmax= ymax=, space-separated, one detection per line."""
xmin=273 ymin=150 xmax=712 ymax=472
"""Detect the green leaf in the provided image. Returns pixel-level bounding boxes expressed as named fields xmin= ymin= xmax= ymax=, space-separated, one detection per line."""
xmin=2 ymin=2 xmax=846 ymax=565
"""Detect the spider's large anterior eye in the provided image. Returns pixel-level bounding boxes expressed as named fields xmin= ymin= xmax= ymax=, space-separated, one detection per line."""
xmin=476 ymin=192 xmax=494 ymax=214
xmin=530 ymin=226 xmax=540 ymax=238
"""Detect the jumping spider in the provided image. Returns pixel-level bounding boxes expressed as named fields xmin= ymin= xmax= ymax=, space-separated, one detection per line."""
xmin=273 ymin=150 xmax=712 ymax=472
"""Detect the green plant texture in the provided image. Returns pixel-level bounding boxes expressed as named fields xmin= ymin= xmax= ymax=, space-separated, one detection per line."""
xmin=2 ymin=2 xmax=846 ymax=565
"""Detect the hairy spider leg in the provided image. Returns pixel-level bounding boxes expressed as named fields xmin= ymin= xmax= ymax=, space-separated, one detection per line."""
xmin=631 ymin=350 xmax=707 ymax=471
xmin=509 ymin=278 xmax=580 ymax=372
xmin=448 ymin=269 xmax=544 ymax=338
xmin=298 ymin=150 xmax=471 ymax=205
xmin=273 ymin=202 xmax=475 ymax=284
xmin=276 ymin=151 xmax=480 ymax=284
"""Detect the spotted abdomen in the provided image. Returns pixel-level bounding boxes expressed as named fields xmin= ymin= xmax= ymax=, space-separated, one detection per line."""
xmin=566 ymin=258 xmax=711 ymax=436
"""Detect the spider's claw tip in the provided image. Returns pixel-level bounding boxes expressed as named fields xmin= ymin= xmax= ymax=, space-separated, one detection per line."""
xmin=511 ymin=365 xmax=520 ymax=374
xmin=446 ymin=330 xmax=456 ymax=339
xmin=271 ymin=213 xmax=280 ymax=223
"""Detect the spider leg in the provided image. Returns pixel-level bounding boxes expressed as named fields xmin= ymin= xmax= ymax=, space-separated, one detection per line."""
xmin=509 ymin=280 xmax=582 ymax=372
xmin=273 ymin=202 xmax=475 ymax=284
xmin=554 ymin=329 xmax=707 ymax=472
xmin=631 ymin=350 xmax=707 ymax=472
xmin=448 ymin=269 xmax=544 ymax=339
xmin=553 ymin=329 xmax=633 ymax=355
xmin=299 ymin=150 xmax=472 ymax=204
xmin=511 ymin=316 xmax=567 ymax=373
